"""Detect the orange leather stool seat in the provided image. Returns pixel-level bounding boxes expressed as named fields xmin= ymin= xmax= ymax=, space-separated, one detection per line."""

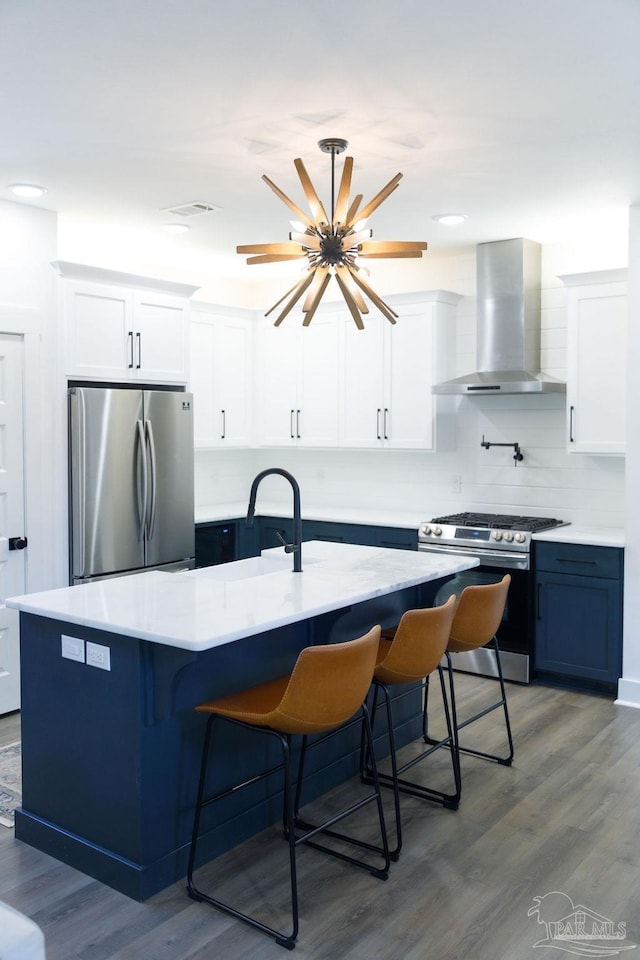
xmin=187 ymin=626 xmax=390 ymax=951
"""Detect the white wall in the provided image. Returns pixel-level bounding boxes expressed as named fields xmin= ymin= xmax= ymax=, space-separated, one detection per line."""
xmin=618 ymin=205 xmax=640 ymax=706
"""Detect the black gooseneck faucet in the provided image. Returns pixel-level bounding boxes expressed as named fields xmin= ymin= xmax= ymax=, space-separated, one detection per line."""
xmin=246 ymin=468 xmax=303 ymax=572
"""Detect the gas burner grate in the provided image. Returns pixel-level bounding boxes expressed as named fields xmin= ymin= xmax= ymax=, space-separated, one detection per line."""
xmin=431 ymin=512 xmax=563 ymax=533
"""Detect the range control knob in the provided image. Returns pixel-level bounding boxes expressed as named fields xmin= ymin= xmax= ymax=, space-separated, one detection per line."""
xmin=421 ymin=524 xmax=432 ymax=536
xmin=503 ymin=531 xmax=514 ymax=542
xmin=515 ymin=532 xmax=526 ymax=543
xmin=433 ymin=526 xmax=442 ymax=536
xmin=492 ymin=530 xmax=503 ymax=541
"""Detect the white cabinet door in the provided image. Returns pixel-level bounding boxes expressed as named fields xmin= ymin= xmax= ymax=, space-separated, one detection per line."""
xmin=257 ymin=322 xmax=299 ymax=445
xmin=256 ymin=314 xmax=340 ymax=447
xmin=217 ymin=317 xmax=253 ymax=445
xmin=341 ymin=314 xmax=385 ymax=447
xmin=60 ymin=267 xmax=194 ymax=384
xmin=297 ymin=315 xmax=340 ymax=447
xmin=133 ymin=292 xmax=189 ymax=382
xmin=385 ymin=306 xmax=435 ymax=449
xmin=64 ymin=280 xmax=133 ymax=379
xmin=340 ymin=293 xmax=459 ymax=450
xmin=190 ymin=311 xmax=253 ymax=448
xmin=562 ymin=271 xmax=627 ymax=455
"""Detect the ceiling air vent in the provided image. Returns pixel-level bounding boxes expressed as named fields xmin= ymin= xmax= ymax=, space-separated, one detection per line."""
xmin=161 ymin=201 xmax=220 ymax=217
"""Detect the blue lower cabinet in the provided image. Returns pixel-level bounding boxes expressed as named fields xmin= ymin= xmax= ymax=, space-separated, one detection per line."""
xmin=203 ymin=516 xmax=418 ymax=559
xmin=302 ymin=519 xmax=376 ymax=546
xmin=534 ymin=542 xmax=623 ymax=690
xmin=374 ymin=526 xmax=417 ymax=551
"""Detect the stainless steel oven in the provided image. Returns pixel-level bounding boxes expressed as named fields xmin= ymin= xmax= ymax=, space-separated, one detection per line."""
xmin=418 ymin=513 xmax=568 ymax=683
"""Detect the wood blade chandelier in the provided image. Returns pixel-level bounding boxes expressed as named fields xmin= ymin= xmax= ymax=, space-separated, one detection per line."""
xmin=237 ymin=138 xmax=427 ymax=329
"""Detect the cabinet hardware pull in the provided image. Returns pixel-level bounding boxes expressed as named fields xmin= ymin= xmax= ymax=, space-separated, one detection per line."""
xmin=569 ymin=405 xmax=575 ymax=443
xmin=383 ymin=407 xmax=389 ymax=440
xmin=557 ymin=557 xmax=597 ymax=565
xmin=136 ymin=331 xmax=141 ymax=369
xmin=290 ymin=409 xmax=295 ymax=439
xmin=376 ymin=408 xmax=381 ymax=440
xmin=536 ymin=582 xmax=542 ymax=620
xmin=221 ymin=409 xmax=225 ymax=439
xmin=296 ymin=409 xmax=301 ymax=439
xmin=127 ymin=331 xmax=134 ymax=368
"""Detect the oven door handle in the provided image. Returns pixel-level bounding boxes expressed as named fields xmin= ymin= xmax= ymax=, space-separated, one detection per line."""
xmin=418 ymin=543 xmax=530 ymax=570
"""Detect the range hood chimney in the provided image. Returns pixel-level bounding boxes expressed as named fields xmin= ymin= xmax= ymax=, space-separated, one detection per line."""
xmin=433 ymin=237 xmax=566 ymax=395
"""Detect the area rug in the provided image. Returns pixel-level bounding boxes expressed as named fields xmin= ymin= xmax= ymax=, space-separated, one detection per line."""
xmin=0 ymin=741 xmax=21 ymax=828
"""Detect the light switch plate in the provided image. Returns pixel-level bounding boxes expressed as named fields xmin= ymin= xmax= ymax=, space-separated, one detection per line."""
xmin=61 ymin=634 xmax=85 ymax=663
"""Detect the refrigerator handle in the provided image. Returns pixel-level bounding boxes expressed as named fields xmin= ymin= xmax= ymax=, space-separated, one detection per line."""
xmin=135 ymin=419 xmax=148 ymax=541
xmin=73 ymin=389 xmax=87 ymax=576
xmin=145 ymin=419 xmax=158 ymax=540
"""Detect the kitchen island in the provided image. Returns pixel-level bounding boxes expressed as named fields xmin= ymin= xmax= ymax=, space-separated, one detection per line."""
xmin=8 ymin=542 xmax=477 ymax=900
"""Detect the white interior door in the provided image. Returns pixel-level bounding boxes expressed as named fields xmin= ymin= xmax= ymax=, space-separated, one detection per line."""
xmin=0 ymin=334 xmax=25 ymax=715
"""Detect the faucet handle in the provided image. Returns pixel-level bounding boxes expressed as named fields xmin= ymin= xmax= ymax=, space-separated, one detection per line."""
xmin=275 ymin=530 xmax=298 ymax=554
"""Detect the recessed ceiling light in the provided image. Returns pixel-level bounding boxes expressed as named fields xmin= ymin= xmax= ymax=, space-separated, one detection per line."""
xmin=432 ymin=213 xmax=467 ymax=226
xmin=161 ymin=223 xmax=190 ymax=235
xmin=9 ymin=183 xmax=47 ymax=198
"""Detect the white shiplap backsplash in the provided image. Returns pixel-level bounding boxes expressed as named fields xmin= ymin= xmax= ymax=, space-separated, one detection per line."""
xmin=195 ymin=248 xmax=625 ymax=528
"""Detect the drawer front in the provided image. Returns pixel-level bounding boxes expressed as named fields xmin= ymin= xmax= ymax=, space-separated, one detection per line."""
xmin=535 ymin=542 xmax=622 ymax=579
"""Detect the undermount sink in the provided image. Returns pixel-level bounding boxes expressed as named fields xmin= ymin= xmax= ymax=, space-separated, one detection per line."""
xmin=201 ymin=554 xmax=318 ymax=582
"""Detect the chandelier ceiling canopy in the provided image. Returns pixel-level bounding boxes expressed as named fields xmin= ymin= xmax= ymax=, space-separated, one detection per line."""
xmin=237 ymin=138 xmax=427 ymax=329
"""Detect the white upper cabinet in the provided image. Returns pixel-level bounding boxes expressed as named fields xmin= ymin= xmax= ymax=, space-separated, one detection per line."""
xmin=560 ymin=269 xmax=627 ymax=455
xmin=256 ymin=311 xmax=340 ymax=447
xmin=55 ymin=262 xmax=197 ymax=383
xmin=341 ymin=291 xmax=460 ymax=450
xmin=190 ymin=307 xmax=253 ymax=448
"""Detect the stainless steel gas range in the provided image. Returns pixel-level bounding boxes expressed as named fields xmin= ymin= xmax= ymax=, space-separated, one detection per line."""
xmin=418 ymin=512 xmax=568 ymax=683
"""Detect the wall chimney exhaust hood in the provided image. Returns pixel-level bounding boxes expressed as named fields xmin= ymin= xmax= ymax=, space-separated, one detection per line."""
xmin=433 ymin=237 xmax=566 ymax=395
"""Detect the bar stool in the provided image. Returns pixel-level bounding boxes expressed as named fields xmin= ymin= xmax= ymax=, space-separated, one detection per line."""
xmin=186 ymin=626 xmax=390 ymax=951
xmin=361 ymin=595 xmax=459 ymax=858
xmin=424 ymin=575 xmax=514 ymax=781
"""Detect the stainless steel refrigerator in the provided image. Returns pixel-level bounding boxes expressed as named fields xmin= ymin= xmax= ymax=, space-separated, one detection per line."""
xmin=69 ymin=386 xmax=195 ymax=584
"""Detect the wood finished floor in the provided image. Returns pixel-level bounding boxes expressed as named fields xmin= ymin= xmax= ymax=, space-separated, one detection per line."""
xmin=2 ymin=677 xmax=640 ymax=960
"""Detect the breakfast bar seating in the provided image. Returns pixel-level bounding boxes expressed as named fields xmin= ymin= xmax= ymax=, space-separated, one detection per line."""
xmin=187 ymin=626 xmax=390 ymax=951
xmin=424 ymin=575 xmax=514 ymax=788
xmin=362 ymin=594 xmax=460 ymax=858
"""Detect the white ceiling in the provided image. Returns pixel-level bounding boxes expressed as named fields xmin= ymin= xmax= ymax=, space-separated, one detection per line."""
xmin=2 ymin=0 xmax=639 ymax=281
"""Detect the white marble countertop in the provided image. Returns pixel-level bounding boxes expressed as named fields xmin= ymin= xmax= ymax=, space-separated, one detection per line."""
xmin=532 ymin=526 xmax=625 ymax=548
xmin=197 ymin=502 xmax=627 ymax=549
xmin=195 ymin=500 xmax=425 ymax=530
xmin=7 ymin=541 xmax=478 ymax=652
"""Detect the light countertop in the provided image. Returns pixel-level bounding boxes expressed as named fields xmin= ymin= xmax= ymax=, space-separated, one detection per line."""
xmin=8 ymin=541 xmax=478 ymax=652
xmin=195 ymin=501 xmax=425 ymax=530
xmin=532 ymin=526 xmax=625 ymax=548
xmin=197 ymin=503 xmax=626 ymax=548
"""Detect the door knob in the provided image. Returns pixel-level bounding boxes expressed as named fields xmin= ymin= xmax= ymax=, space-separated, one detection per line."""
xmin=9 ymin=537 xmax=27 ymax=550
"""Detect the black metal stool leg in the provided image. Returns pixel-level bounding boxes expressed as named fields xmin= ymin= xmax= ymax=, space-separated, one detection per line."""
xmin=187 ymin=718 xmax=299 ymax=950
xmin=293 ymin=704 xmax=391 ymax=879
xmin=426 ymin=640 xmax=514 ymax=774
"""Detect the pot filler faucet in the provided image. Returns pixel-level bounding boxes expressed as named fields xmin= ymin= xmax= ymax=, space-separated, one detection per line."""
xmin=246 ymin=468 xmax=303 ymax=572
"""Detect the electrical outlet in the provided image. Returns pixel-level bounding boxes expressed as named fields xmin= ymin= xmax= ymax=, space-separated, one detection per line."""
xmin=61 ymin=634 xmax=85 ymax=663
xmin=86 ymin=641 xmax=111 ymax=671
xmin=451 ymin=474 xmax=462 ymax=494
